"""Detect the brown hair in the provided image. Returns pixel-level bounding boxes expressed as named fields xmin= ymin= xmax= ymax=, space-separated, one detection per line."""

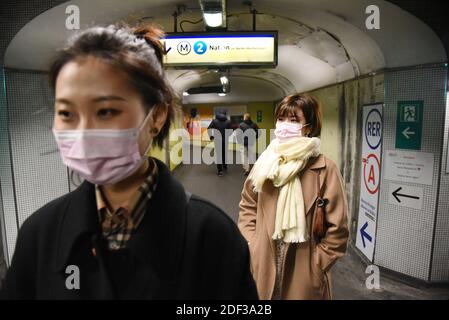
xmin=274 ymin=94 xmax=322 ymax=137
xmin=49 ymin=23 xmax=176 ymax=148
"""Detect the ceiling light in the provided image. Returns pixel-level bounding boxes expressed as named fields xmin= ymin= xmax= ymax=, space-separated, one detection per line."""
xmin=220 ymin=75 xmax=229 ymax=85
xmin=183 ymin=91 xmax=189 ymax=96
xmin=203 ymin=12 xmax=223 ymax=28
xmin=200 ymin=0 xmax=226 ymax=28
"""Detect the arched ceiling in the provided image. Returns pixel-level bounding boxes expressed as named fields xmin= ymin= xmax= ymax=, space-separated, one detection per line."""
xmin=4 ymin=0 xmax=447 ymax=104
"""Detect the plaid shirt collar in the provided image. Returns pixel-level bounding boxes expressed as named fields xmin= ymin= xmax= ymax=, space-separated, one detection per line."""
xmin=95 ymin=157 xmax=158 ymax=250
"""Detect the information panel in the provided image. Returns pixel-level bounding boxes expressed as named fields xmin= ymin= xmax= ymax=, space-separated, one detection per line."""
xmin=161 ymin=32 xmax=278 ymax=68
xmin=356 ymin=103 xmax=383 ymax=262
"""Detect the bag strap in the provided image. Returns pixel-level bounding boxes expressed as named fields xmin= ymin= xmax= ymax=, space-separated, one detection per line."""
xmin=316 ymin=170 xmax=322 ymax=199
xmin=313 ymin=170 xmax=326 ymax=239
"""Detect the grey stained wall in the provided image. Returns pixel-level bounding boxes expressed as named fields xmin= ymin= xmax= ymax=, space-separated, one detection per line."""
xmin=308 ymin=74 xmax=385 ymax=245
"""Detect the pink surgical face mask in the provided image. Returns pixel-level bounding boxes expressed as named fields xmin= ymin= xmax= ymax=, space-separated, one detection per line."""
xmin=274 ymin=121 xmax=309 ymax=141
xmin=53 ymin=111 xmax=153 ymax=186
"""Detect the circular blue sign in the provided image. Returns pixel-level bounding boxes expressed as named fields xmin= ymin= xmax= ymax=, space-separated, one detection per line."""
xmin=194 ymin=41 xmax=207 ymax=55
xmin=365 ymin=109 xmax=382 ymax=150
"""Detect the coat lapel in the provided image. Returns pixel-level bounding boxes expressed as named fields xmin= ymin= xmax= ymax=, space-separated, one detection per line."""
xmin=125 ymin=158 xmax=187 ymax=294
xmin=301 ymin=154 xmax=326 ymax=216
xmin=54 ymin=180 xmax=115 ymax=299
xmin=260 ymin=181 xmax=278 ymax=252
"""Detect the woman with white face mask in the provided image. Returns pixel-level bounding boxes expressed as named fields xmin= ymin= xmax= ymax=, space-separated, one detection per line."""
xmin=238 ymin=94 xmax=349 ymax=300
xmin=1 ymin=24 xmax=257 ymax=300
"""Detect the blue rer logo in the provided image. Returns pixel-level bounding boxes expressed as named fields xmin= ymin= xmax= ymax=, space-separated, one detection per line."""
xmin=194 ymin=41 xmax=207 ymax=55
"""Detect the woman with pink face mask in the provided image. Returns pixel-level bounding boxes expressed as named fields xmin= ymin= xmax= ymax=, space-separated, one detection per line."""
xmin=0 ymin=24 xmax=257 ymax=300
xmin=238 ymin=94 xmax=349 ymax=300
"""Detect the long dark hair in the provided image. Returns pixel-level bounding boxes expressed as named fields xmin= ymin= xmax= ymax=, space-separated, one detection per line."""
xmin=49 ymin=23 xmax=176 ymax=148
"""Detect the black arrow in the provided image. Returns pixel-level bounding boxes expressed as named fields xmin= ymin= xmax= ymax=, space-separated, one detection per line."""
xmin=392 ymin=187 xmax=420 ymax=203
xmin=163 ymin=42 xmax=171 ymax=55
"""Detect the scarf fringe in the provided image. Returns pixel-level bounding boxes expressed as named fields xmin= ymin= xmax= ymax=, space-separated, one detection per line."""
xmin=272 ymin=230 xmax=310 ymax=243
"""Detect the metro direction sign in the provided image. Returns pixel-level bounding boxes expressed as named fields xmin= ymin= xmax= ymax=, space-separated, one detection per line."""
xmin=356 ymin=103 xmax=383 ymax=262
xmin=395 ymin=100 xmax=423 ymax=150
xmin=161 ymin=32 xmax=278 ymax=68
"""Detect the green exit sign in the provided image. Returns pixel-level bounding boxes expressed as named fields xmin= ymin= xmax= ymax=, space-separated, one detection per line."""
xmin=257 ymin=110 xmax=262 ymax=122
xmin=395 ymin=100 xmax=423 ymax=150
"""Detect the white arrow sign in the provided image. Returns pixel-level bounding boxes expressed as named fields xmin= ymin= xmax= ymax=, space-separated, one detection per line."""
xmin=402 ymin=127 xmax=415 ymax=139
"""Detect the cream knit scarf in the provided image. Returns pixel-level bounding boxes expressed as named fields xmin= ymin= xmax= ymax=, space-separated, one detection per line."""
xmin=248 ymin=137 xmax=321 ymax=243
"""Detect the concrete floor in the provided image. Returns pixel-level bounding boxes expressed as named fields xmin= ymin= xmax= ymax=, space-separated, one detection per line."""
xmin=173 ymin=152 xmax=247 ymax=223
xmin=173 ymin=150 xmax=449 ymax=300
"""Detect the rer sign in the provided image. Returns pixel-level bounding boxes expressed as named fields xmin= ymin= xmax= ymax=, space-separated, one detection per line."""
xmin=356 ymin=103 xmax=383 ymax=262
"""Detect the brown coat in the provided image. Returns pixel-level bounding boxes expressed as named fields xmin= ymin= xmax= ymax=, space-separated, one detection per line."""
xmin=238 ymin=154 xmax=349 ymax=300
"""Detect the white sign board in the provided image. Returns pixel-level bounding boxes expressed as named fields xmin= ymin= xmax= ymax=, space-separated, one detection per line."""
xmin=384 ymin=150 xmax=434 ymax=185
xmin=388 ymin=183 xmax=423 ymax=210
xmin=356 ymin=104 xmax=383 ymax=261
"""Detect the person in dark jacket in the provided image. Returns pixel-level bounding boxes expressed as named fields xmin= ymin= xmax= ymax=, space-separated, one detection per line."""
xmin=237 ymin=113 xmax=259 ymax=176
xmin=0 ymin=24 xmax=257 ymax=300
xmin=207 ymin=111 xmax=232 ymax=176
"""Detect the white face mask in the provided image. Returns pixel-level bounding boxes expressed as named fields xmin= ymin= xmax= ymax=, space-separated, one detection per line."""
xmin=53 ymin=111 xmax=154 ymax=186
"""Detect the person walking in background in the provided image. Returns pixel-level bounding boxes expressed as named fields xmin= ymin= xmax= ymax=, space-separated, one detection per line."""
xmin=208 ymin=110 xmax=232 ymax=176
xmin=238 ymin=94 xmax=349 ymax=300
xmin=238 ymin=113 xmax=259 ymax=176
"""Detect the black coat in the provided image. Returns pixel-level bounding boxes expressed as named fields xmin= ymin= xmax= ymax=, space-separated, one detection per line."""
xmin=207 ymin=113 xmax=232 ymax=140
xmin=0 ymin=158 xmax=258 ymax=300
xmin=238 ymin=120 xmax=259 ymax=147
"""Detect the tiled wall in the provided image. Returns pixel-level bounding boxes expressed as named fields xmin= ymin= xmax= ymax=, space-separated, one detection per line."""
xmin=375 ymin=66 xmax=448 ymax=281
xmin=1 ymin=69 xmax=70 ymax=264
